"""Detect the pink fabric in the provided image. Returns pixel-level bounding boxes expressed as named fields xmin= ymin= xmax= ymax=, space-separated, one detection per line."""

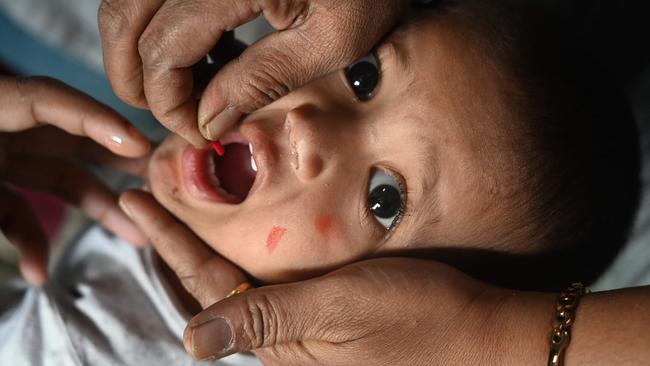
xmin=12 ymin=187 xmax=66 ymax=240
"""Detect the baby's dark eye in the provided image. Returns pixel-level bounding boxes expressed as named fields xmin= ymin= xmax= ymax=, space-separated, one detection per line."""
xmin=345 ymin=52 xmax=381 ymax=101
xmin=368 ymin=169 xmax=405 ymax=230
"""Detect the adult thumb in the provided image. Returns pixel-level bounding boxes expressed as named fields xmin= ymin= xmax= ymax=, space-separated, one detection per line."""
xmin=182 ymin=278 xmax=350 ymax=361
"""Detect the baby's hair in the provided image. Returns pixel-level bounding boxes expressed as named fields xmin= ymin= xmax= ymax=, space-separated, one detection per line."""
xmin=412 ymin=0 xmax=641 ymax=290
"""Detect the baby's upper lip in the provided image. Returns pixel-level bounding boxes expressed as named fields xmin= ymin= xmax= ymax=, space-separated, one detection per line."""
xmin=237 ymin=122 xmax=276 ymax=198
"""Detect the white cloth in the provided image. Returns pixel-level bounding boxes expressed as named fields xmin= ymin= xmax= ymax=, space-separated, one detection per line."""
xmin=0 ymin=227 xmax=262 ymax=366
xmin=0 ymin=0 xmax=274 ymax=73
xmin=0 ymin=0 xmax=105 ymax=72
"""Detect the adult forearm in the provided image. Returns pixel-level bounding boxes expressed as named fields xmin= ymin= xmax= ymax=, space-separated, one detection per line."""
xmin=495 ymin=286 xmax=650 ymax=366
xmin=568 ymin=286 xmax=650 ymax=365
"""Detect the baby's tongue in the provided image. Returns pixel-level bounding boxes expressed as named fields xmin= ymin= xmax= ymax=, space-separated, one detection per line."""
xmin=214 ymin=143 xmax=256 ymax=202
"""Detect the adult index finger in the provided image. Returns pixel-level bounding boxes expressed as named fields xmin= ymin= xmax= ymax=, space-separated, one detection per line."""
xmin=137 ymin=0 xmax=308 ymax=145
xmin=0 ymin=187 xmax=49 ymax=285
xmin=98 ymin=0 xmax=165 ymax=108
xmin=119 ymin=190 xmax=247 ymax=306
xmin=5 ymin=155 xmax=148 ymax=246
xmin=4 ymin=126 xmax=150 ymax=177
xmin=0 ymin=76 xmax=150 ymax=158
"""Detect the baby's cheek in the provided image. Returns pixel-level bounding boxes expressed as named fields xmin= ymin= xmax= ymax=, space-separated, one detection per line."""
xmin=263 ymin=223 xmax=328 ymax=259
xmin=314 ymin=214 xmax=335 ymax=236
xmin=148 ymin=145 xmax=184 ymax=207
xmin=237 ymin=218 xmax=339 ymax=282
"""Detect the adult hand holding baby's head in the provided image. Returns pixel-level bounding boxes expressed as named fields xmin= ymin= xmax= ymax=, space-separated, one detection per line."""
xmin=98 ymin=0 xmax=409 ymax=145
xmin=119 ymin=189 xmax=248 ymax=308
xmin=0 ymin=76 xmax=151 ymax=285
xmin=181 ymin=258 xmax=555 ymax=365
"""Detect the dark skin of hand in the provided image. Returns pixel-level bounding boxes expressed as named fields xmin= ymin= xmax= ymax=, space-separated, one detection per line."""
xmin=98 ymin=0 xmax=410 ymax=145
xmin=0 ymin=76 xmax=150 ymax=285
xmin=120 ymin=190 xmax=650 ymax=366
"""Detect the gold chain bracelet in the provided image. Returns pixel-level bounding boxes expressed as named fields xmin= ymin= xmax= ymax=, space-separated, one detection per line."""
xmin=548 ymin=283 xmax=587 ymax=366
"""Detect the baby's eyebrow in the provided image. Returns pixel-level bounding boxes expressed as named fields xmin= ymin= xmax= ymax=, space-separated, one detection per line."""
xmin=378 ymin=29 xmax=417 ymax=90
xmin=408 ymin=136 xmax=442 ymax=235
xmin=382 ymin=39 xmax=410 ymax=69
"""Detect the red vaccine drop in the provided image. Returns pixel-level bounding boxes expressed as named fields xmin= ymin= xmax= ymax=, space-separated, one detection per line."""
xmin=211 ymin=141 xmax=225 ymax=156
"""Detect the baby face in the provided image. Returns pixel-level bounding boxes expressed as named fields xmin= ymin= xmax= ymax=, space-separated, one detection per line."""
xmin=148 ymin=17 xmax=536 ymax=283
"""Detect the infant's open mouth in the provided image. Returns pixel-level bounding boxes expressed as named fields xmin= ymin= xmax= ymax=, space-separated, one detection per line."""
xmin=207 ymin=142 xmax=257 ymax=203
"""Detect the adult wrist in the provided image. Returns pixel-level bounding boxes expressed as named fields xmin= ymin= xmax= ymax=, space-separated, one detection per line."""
xmin=424 ymin=286 xmax=534 ymax=365
xmin=489 ymin=289 xmax=557 ymax=366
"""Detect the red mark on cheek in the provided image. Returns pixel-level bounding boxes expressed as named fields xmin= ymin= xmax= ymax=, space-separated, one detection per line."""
xmin=266 ymin=226 xmax=287 ymax=253
xmin=315 ymin=214 xmax=334 ymax=235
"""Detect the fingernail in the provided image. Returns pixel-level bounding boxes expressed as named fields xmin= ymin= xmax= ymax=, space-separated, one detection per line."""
xmin=202 ymin=107 xmax=242 ymax=141
xmin=189 ymin=317 xmax=234 ymax=360
xmin=118 ymin=198 xmax=133 ymax=219
xmin=108 ymin=126 xmax=151 ymax=157
xmin=106 ymin=134 xmax=127 ymax=153
xmin=111 ymin=135 xmax=123 ymax=145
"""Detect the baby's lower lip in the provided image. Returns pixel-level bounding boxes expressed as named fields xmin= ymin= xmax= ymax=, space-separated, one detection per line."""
xmin=180 ymin=146 xmax=238 ymax=203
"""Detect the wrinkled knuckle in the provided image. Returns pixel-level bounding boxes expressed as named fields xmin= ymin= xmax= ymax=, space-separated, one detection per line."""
xmin=238 ymin=61 xmax=292 ymax=111
xmin=240 ymin=293 xmax=281 ymax=349
xmin=35 ymin=76 xmax=61 ymax=87
xmin=326 ymin=29 xmax=360 ymax=64
xmin=150 ymin=216 xmax=176 ymax=240
xmin=98 ymin=0 xmax=135 ymax=40
xmin=15 ymin=76 xmax=56 ymax=93
xmin=319 ymin=5 xmax=369 ymax=56
xmin=178 ymin=272 xmax=201 ymax=296
xmin=311 ymin=278 xmax=370 ymax=336
xmin=12 ymin=76 xmax=34 ymax=98
xmin=138 ymin=29 xmax=167 ymax=68
xmin=321 ymin=286 xmax=356 ymax=320
xmin=176 ymin=260 xmax=211 ymax=297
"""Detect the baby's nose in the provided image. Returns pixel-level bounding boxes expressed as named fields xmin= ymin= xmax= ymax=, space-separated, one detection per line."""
xmin=285 ymin=105 xmax=328 ymax=181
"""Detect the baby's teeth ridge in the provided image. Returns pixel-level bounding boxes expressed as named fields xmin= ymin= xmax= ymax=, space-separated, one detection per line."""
xmin=249 ymin=143 xmax=258 ymax=172
xmin=207 ymin=154 xmax=221 ymax=186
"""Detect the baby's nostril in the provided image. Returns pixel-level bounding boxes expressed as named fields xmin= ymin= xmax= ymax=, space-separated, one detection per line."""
xmin=293 ymin=139 xmax=323 ymax=180
xmin=285 ymin=105 xmax=326 ymax=179
xmin=290 ymin=141 xmax=299 ymax=170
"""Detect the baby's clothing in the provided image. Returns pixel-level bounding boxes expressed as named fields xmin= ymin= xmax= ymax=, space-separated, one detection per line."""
xmin=0 ymin=227 xmax=262 ymax=366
